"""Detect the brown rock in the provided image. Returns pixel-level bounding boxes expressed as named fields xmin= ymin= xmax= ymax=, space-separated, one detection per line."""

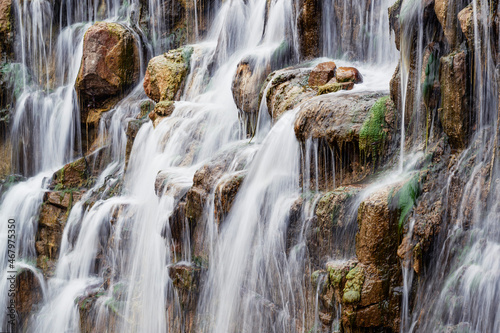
xmin=317 ymin=82 xmax=354 ymax=95
xmin=214 ymin=171 xmax=246 ymax=225
xmin=434 ymin=0 xmax=465 ymax=48
xmin=308 ymin=62 xmax=337 ymax=86
xmin=297 ymin=0 xmax=321 ymax=59
xmin=143 ymin=46 xmax=193 ymax=102
xmin=439 ymin=51 xmax=470 ymax=149
xmin=335 ymin=67 xmax=363 ymax=84
xmin=232 ymin=59 xmax=272 ymax=125
xmin=76 ymin=22 xmax=140 ymax=103
xmin=458 ymin=4 xmax=474 ymax=49
xmin=51 ymin=157 xmax=90 ymax=190
xmin=261 ymin=67 xmax=316 ymax=121
xmin=356 ymin=186 xmax=398 ymax=267
xmin=15 ymin=269 xmax=43 ymax=327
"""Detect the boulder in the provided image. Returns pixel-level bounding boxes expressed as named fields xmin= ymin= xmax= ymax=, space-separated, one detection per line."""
xmin=214 ymin=171 xmax=246 ymax=225
xmin=434 ymin=0 xmax=465 ymax=48
xmin=294 ymin=92 xmax=392 ymax=186
xmin=76 ymin=22 xmax=140 ymax=107
xmin=308 ymin=61 xmax=337 ymax=86
xmin=335 ymin=67 xmax=363 ymax=84
xmin=143 ymin=46 xmax=193 ymax=103
xmin=260 ymin=67 xmax=316 ymax=121
xmin=15 ymin=269 xmax=43 ymax=328
xmin=439 ymin=51 xmax=470 ymax=149
xmin=232 ymin=58 xmax=271 ymax=118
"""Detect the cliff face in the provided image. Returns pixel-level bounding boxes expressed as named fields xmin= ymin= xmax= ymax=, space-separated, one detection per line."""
xmin=3 ymin=0 xmax=499 ymax=332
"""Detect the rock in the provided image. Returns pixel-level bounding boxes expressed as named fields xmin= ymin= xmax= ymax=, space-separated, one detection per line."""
xmin=297 ymin=0 xmax=321 ymax=59
xmin=0 ymin=0 xmax=13 ymax=61
xmin=388 ymin=0 xmax=402 ymax=51
xmin=36 ymin=189 xmax=83 ymax=277
xmin=294 ymin=92 xmax=392 ymax=186
xmin=356 ymin=185 xmax=399 ymax=268
xmin=434 ymin=0 xmax=466 ymax=48
xmin=232 ymin=58 xmax=271 ymax=120
xmin=317 ymin=82 xmax=354 ymax=95
xmin=125 ymin=118 xmax=148 ymax=168
xmin=143 ymin=46 xmax=193 ymax=103
xmin=308 ymin=62 xmax=337 ymax=86
xmin=50 ymin=157 xmax=90 ymax=190
xmin=439 ymin=51 xmax=471 ymax=149
xmin=458 ymin=4 xmax=474 ymax=50
xmin=342 ymin=265 xmax=365 ymax=304
xmin=260 ymin=66 xmax=316 ymax=121
xmin=214 ymin=171 xmax=246 ymax=225
xmin=308 ymin=186 xmax=361 ymax=263
xmin=335 ymin=67 xmax=363 ymax=84
xmin=15 ymin=269 xmax=43 ymax=328
xmin=76 ymin=22 xmax=140 ymax=107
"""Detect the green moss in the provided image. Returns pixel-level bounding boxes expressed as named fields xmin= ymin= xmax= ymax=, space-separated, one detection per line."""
xmin=317 ymin=83 xmax=343 ymax=95
xmin=359 ymin=96 xmax=390 ymax=160
xmin=395 ymin=175 xmax=421 ymax=229
xmin=342 ymin=265 xmax=364 ymax=304
xmin=1 ymin=62 xmax=28 ymax=99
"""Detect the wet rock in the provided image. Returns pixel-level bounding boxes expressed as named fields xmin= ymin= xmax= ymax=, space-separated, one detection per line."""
xmin=439 ymin=51 xmax=471 ymax=149
xmin=308 ymin=61 xmax=336 ymax=86
xmin=458 ymin=4 xmax=474 ymax=50
xmin=15 ymin=269 xmax=43 ymax=328
xmin=388 ymin=0 xmax=402 ymax=51
xmin=37 ymin=189 xmax=83 ymax=277
xmin=308 ymin=186 xmax=361 ymax=264
xmin=76 ymin=22 xmax=140 ymax=110
xmin=356 ymin=186 xmax=398 ymax=267
xmin=260 ymin=66 xmax=316 ymax=121
xmin=0 ymin=0 xmax=13 ymax=61
xmin=50 ymin=157 xmax=90 ymax=190
xmin=125 ymin=117 xmax=148 ymax=168
xmin=149 ymin=101 xmax=176 ymax=127
xmin=232 ymin=58 xmax=272 ymax=133
xmin=434 ymin=0 xmax=466 ymax=48
xmin=294 ymin=92 xmax=395 ymax=186
xmin=335 ymin=67 xmax=363 ymax=84
xmin=214 ymin=171 xmax=246 ymax=225
xmin=143 ymin=46 xmax=193 ymax=103
xmin=297 ymin=0 xmax=321 ymax=59
xmin=317 ymin=82 xmax=354 ymax=95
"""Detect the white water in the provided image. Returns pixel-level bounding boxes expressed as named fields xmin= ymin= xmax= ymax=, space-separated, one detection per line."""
xmin=0 ymin=0 xmax=405 ymax=332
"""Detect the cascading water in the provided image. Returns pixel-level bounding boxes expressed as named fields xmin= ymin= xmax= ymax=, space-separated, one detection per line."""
xmin=4 ymin=0 xmax=496 ymax=332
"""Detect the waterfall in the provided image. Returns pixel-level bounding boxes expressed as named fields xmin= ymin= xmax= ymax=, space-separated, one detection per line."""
xmin=4 ymin=0 xmax=496 ymax=332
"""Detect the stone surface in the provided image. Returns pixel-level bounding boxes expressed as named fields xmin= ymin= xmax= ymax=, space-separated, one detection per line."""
xmin=51 ymin=157 xmax=90 ymax=190
xmin=439 ymin=51 xmax=470 ymax=149
xmin=76 ymin=22 xmax=140 ymax=106
xmin=232 ymin=59 xmax=271 ymax=116
xmin=335 ymin=67 xmax=363 ymax=84
xmin=308 ymin=62 xmax=337 ymax=86
xmin=297 ymin=0 xmax=321 ymax=59
xmin=143 ymin=46 xmax=193 ymax=103
xmin=260 ymin=66 xmax=316 ymax=121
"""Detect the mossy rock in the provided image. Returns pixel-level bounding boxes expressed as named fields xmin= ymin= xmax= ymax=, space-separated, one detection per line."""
xmin=342 ymin=265 xmax=365 ymax=304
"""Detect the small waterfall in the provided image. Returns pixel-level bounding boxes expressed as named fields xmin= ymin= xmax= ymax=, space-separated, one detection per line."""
xmin=321 ymin=0 xmax=398 ymax=64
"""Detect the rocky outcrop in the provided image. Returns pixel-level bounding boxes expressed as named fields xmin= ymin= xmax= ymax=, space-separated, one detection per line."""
xmin=76 ymin=22 xmax=140 ymax=109
xmin=0 ymin=0 xmax=13 ymax=61
xmin=15 ymin=269 xmax=43 ymax=328
xmin=232 ymin=58 xmax=272 ymax=134
xmin=260 ymin=66 xmax=317 ymax=121
xmin=439 ymin=51 xmax=471 ymax=149
xmin=76 ymin=22 xmax=140 ymax=152
xmin=143 ymin=46 xmax=193 ymax=103
xmin=308 ymin=62 xmax=337 ymax=86
xmin=297 ymin=0 xmax=321 ymax=59
xmin=294 ymin=93 xmax=397 ymax=187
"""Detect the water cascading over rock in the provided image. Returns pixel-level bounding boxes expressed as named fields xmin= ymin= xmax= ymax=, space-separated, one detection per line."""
xmin=0 ymin=0 xmax=498 ymax=333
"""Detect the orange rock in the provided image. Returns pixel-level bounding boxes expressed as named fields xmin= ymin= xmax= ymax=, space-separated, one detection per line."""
xmin=308 ymin=61 xmax=337 ymax=86
xmin=336 ymin=67 xmax=363 ymax=83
